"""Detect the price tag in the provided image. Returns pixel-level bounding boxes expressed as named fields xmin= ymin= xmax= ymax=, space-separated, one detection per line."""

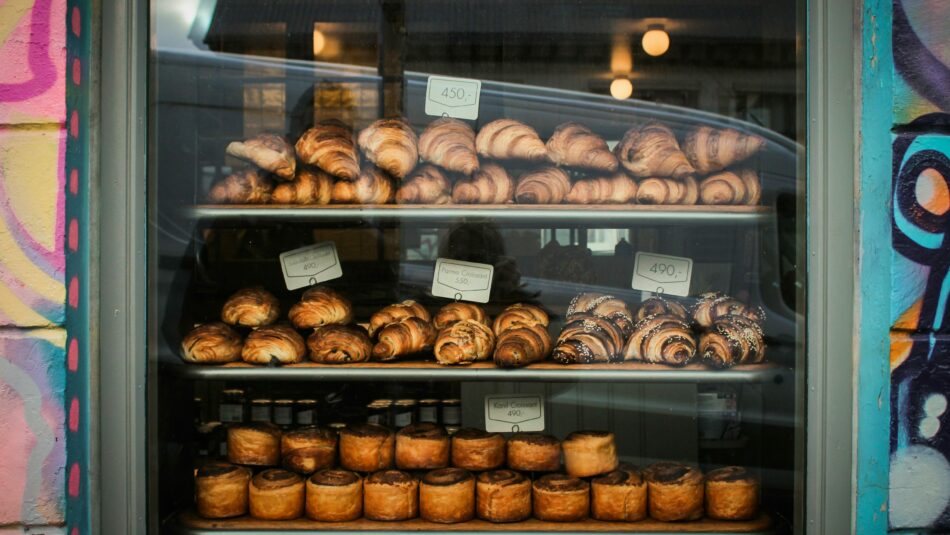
xmin=279 ymin=242 xmax=343 ymax=291
xmin=485 ymin=395 xmax=545 ymax=433
xmin=425 ymin=75 xmax=481 ymax=120
xmin=631 ymin=251 xmax=693 ymax=297
xmin=431 ymin=258 xmax=494 ymax=303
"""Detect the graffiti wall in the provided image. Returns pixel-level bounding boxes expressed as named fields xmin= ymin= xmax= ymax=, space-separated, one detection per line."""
xmin=889 ymin=0 xmax=950 ymax=530
xmin=0 ymin=0 xmax=68 ymax=531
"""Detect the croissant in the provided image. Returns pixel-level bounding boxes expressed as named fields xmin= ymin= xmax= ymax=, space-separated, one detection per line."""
xmin=738 ymin=169 xmax=762 ymax=205
xmin=623 ymin=314 xmax=696 ymax=366
xmin=475 ymin=119 xmax=548 ymax=162
xmin=691 ymin=292 xmax=765 ymax=328
xmin=514 ymin=167 xmax=571 ymax=204
xmin=635 ymin=297 xmax=688 ymax=322
xmin=396 ymin=164 xmax=451 ymax=204
xmin=546 ymin=122 xmax=619 ymax=172
xmin=699 ymin=314 xmax=766 ymax=368
xmin=565 ymin=172 xmax=638 ymax=204
xmin=419 ymin=118 xmax=479 ymax=175
xmin=635 ymin=176 xmax=698 ymax=205
xmin=296 ymin=120 xmax=360 ymax=180
xmin=552 ymin=313 xmax=626 ymax=364
xmin=180 ymin=322 xmax=243 ymax=364
xmin=683 ymin=126 xmax=765 ymax=175
xmin=289 ymin=286 xmax=353 ymax=329
xmin=567 ymin=293 xmax=636 ymax=337
xmin=221 ymin=287 xmax=281 ymax=327
xmin=452 ymin=163 xmax=514 ymax=204
xmin=492 ymin=303 xmax=549 ymax=336
xmin=369 ymin=300 xmax=431 ymax=336
xmin=332 ymin=165 xmax=395 ymax=204
xmin=699 ymin=171 xmax=756 ymax=205
xmin=307 ymin=325 xmax=372 ymax=364
xmin=494 ymin=323 xmax=552 ymax=368
xmin=226 ymin=133 xmax=296 ymax=180
xmin=433 ymin=302 xmax=489 ymax=330
xmin=434 ymin=319 xmax=496 ymax=365
xmin=372 ymin=317 xmax=437 ymax=361
xmin=208 ymin=168 xmax=274 ymax=204
xmin=272 ymin=167 xmax=333 ymax=205
xmin=615 ymin=122 xmax=695 ymax=179
xmin=358 ymin=118 xmax=419 ymax=179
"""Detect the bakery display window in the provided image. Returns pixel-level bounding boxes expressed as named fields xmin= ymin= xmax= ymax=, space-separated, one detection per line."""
xmin=151 ymin=1 xmax=804 ymax=533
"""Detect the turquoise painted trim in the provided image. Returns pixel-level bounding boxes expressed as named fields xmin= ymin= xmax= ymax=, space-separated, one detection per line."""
xmin=856 ymin=0 xmax=893 ymax=532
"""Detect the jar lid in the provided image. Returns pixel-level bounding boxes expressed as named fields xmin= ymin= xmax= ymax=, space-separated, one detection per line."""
xmin=442 ymin=399 xmax=461 ymax=405
xmin=251 ymin=398 xmax=273 ymax=405
xmin=274 ymin=399 xmax=294 ymax=406
xmin=327 ymin=422 xmax=347 ymax=430
xmin=372 ymin=399 xmax=393 ymax=405
xmin=222 ymin=389 xmax=244 ymax=395
xmin=395 ymin=399 xmax=417 ymax=407
xmin=418 ymin=399 xmax=440 ymax=405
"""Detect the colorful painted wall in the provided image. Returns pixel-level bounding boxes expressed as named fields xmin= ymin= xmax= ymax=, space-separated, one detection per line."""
xmin=889 ymin=0 xmax=950 ymax=530
xmin=0 ymin=0 xmax=68 ymax=532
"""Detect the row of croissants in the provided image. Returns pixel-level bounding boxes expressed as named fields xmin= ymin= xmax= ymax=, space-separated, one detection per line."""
xmin=210 ymin=117 xmax=764 ymax=206
xmin=180 ymin=288 xmax=766 ymax=369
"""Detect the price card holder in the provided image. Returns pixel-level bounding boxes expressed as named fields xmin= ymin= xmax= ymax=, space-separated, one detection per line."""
xmin=279 ymin=242 xmax=343 ymax=291
xmin=631 ymin=251 xmax=693 ymax=297
xmin=431 ymin=258 xmax=494 ymax=303
xmin=485 ymin=395 xmax=545 ymax=433
xmin=425 ymin=75 xmax=481 ymax=120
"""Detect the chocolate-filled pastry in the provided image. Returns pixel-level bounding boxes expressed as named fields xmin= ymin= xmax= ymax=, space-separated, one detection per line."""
xmin=227 ymin=423 xmax=281 ymax=466
xmin=307 ymin=325 xmax=373 ymax=364
xmin=221 ymin=287 xmax=280 ymax=327
xmin=272 ymin=166 xmax=334 ymax=204
xmin=241 ymin=324 xmax=306 ymax=365
xmin=419 ymin=117 xmax=479 ymax=175
xmin=208 ymin=167 xmax=275 ymax=204
xmin=635 ymin=176 xmax=699 ymax=205
xmin=565 ymin=172 xmax=638 ymax=204
xmin=363 ymin=470 xmax=419 ymax=521
xmin=452 ymin=163 xmax=514 ymax=204
xmin=420 ymin=468 xmax=476 ymax=523
xmin=591 ymin=464 xmax=647 ymax=521
xmin=282 ymin=426 xmax=337 ymax=475
xmin=396 ymin=423 xmax=450 ymax=470
xmin=289 ymin=286 xmax=353 ymax=329
xmin=226 ymin=133 xmax=296 ymax=180
xmin=476 ymin=118 xmax=548 ymax=162
xmin=296 ymin=120 xmax=360 ymax=180
xmin=372 ymin=317 xmax=437 ymax=361
xmin=691 ymin=292 xmax=765 ymax=328
xmin=395 ymin=164 xmax=451 ymax=204
xmin=636 ymin=296 xmax=688 ymax=322
xmin=552 ymin=313 xmax=626 ymax=364
xmin=682 ymin=126 xmax=765 ymax=175
xmin=623 ymin=314 xmax=697 ymax=366
xmin=195 ymin=462 xmax=251 ymax=519
xmin=567 ymin=292 xmax=635 ymax=336
xmin=451 ymin=428 xmax=506 ymax=471
xmin=331 ymin=165 xmax=396 ymax=204
xmin=615 ymin=122 xmax=695 ymax=179
xmin=476 ymin=470 xmax=532 ymax=523
xmin=507 ymin=433 xmax=561 ymax=472
xmin=180 ymin=322 xmax=243 ymax=364
xmin=700 ymin=315 xmax=766 ymax=368
xmin=249 ymin=469 xmax=305 ymax=520
xmin=514 ymin=166 xmax=571 ymax=204
xmin=358 ymin=117 xmax=419 ymax=179
xmin=562 ymin=431 xmax=618 ymax=477
xmin=434 ymin=319 xmax=496 ymax=366
xmin=433 ymin=302 xmax=489 ymax=330
xmin=704 ymin=466 xmax=760 ymax=520
xmin=532 ymin=474 xmax=590 ymax=522
xmin=494 ymin=323 xmax=552 ymax=368
xmin=369 ymin=300 xmax=431 ymax=336
xmin=546 ymin=122 xmax=619 ymax=172
xmin=306 ymin=469 xmax=363 ymax=521
xmin=492 ymin=303 xmax=549 ymax=335
xmin=644 ymin=462 xmax=704 ymax=521
xmin=339 ymin=423 xmax=395 ymax=472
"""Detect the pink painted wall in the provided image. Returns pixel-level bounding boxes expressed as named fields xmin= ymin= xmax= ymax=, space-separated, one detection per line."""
xmin=0 ymin=0 xmax=68 ymax=529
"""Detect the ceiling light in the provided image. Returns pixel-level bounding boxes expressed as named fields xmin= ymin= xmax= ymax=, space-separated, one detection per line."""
xmin=312 ymin=26 xmax=326 ymax=56
xmin=610 ymin=77 xmax=633 ymax=100
xmin=642 ymin=25 xmax=670 ymax=57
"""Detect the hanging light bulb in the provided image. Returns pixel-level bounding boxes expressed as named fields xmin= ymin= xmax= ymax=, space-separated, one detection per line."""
xmin=610 ymin=77 xmax=634 ymax=100
xmin=642 ymin=25 xmax=670 ymax=57
xmin=312 ymin=25 xmax=326 ymax=56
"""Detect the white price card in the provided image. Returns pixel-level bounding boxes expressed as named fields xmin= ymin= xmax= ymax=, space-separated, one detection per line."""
xmin=425 ymin=75 xmax=481 ymax=120
xmin=631 ymin=251 xmax=693 ymax=297
xmin=431 ymin=258 xmax=494 ymax=303
xmin=279 ymin=242 xmax=343 ymax=291
xmin=485 ymin=395 xmax=545 ymax=433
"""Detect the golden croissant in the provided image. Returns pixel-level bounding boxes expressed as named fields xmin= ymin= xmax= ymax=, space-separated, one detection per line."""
xmin=433 ymin=302 xmax=489 ymax=330
xmin=623 ymin=314 xmax=696 ymax=366
xmin=493 ymin=323 xmax=552 ymax=368
xmin=226 ymin=133 xmax=296 ymax=180
xmin=615 ymin=122 xmax=695 ymax=179
xmin=683 ymin=126 xmax=765 ymax=174
xmin=296 ymin=120 xmax=360 ymax=180
xmin=358 ymin=117 xmax=419 ymax=179
xmin=635 ymin=176 xmax=698 ymax=205
xmin=699 ymin=170 xmax=760 ymax=205
xmin=419 ymin=118 xmax=479 ymax=175
xmin=272 ymin=167 xmax=334 ymax=204
xmin=208 ymin=168 xmax=274 ymax=204
xmin=515 ymin=166 xmax=571 ymax=204
xmin=369 ymin=300 xmax=431 ymax=336
xmin=476 ymin=119 xmax=548 ymax=162
xmin=289 ymin=286 xmax=353 ymax=329
xmin=434 ymin=319 xmax=496 ymax=365
xmin=332 ymin=165 xmax=395 ymax=204
xmin=546 ymin=122 xmax=619 ymax=172
xmin=372 ymin=316 xmax=437 ymax=361
xmin=492 ymin=303 xmax=549 ymax=336
xmin=565 ymin=172 xmax=638 ymax=204
xmin=451 ymin=163 xmax=514 ymax=204
xmin=396 ymin=164 xmax=452 ymax=204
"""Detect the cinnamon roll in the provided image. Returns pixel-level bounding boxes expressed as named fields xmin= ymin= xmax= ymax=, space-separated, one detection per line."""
xmin=476 ymin=470 xmax=532 ymax=523
xmin=307 ymin=325 xmax=373 ymax=364
xmin=180 ymin=322 xmax=242 ymax=364
xmin=451 ymin=428 xmax=506 ymax=471
xmin=282 ymin=426 xmax=337 ymax=475
xmin=552 ymin=313 xmax=626 ymax=364
xmin=221 ymin=287 xmax=280 ymax=327
xmin=289 ymin=286 xmax=353 ymax=329
xmin=241 ymin=324 xmax=306 ymax=365
xmin=305 ymin=469 xmax=363 ymax=522
xmin=248 ymin=469 xmax=305 ymax=520
xmin=195 ymin=462 xmax=251 ymax=519
xmin=562 ymin=430 xmax=618 ymax=477
xmin=700 ymin=315 xmax=766 ymax=368
xmin=690 ymin=292 xmax=765 ymax=328
xmin=532 ymin=474 xmax=590 ymax=521
xmin=704 ymin=466 xmax=760 ymax=520
xmin=644 ymin=462 xmax=704 ymax=521
xmin=591 ymin=464 xmax=647 ymax=521
xmin=396 ymin=423 xmax=450 ymax=470
xmin=623 ymin=314 xmax=697 ymax=366
xmin=363 ymin=470 xmax=419 ymax=521
xmin=507 ymin=433 xmax=561 ymax=472
xmin=434 ymin=319 xmax=496 ymax=365
xmin=433 ymin=302 xmax=489 ymax=330
xmin=339 ymin=423 xmax=395 ymax=472
xmin=227 ymin=423 xmax=281 ymax=466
